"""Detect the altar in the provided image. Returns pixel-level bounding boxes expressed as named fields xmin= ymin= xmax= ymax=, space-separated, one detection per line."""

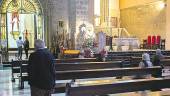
xmin=113 ymin=38 xmax=140 ymax=51
xmin=63 ymin=50 xmax=80 ymax=58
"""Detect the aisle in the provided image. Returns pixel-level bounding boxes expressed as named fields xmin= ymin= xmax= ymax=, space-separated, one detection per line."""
xmin=0 ymin=68 xmax=65 ymax=96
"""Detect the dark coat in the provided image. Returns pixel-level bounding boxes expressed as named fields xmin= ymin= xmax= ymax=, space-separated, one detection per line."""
xmin=24 ymin=40 xmax=29 ymax=50
xmin=152 ymin=55 xmax=163 ymax=66
xmin=152 ymin=55 xmax=163 ymax=77
xmin=28 ymin=48 xmax=55 ymax=90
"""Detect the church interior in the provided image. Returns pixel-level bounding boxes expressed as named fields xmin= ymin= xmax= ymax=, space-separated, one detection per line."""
xmin=1 ymin=0 xmax=170 ymax=96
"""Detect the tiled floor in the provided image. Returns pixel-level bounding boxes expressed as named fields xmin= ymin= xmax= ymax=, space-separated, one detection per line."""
xmin=0 ymin=67 xmax=65 ymax=96
xmin=0 ymin=69 xmax=29 ymax=96
xmin=1 ymin=67 xmax=170 ymax=96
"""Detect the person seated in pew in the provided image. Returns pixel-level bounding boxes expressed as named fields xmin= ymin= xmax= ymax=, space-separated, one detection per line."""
xmin=137 ymin=53 xmax=153 ymax=96
xmin=135 ymin=53 xmax=153 ymax=79
xmin=152 ymin=49 xmax=164 ymax=77
xmin=152 ymin=49 xmax=164 ymax=66
xmin=139 ymin=53 xmax=153 ymax=68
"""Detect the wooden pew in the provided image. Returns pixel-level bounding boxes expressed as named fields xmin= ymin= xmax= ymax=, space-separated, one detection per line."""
xmin=54 ymin=66 xmax=162 ymax=93
xmin=108 ymin=50 xmax=170 ymax=57
xmin=55 ymin=61 xmax=122 ymax=71
xmin=17 ymin=59 xmax=163 ymax=91
xmin=2 ymin=61 xmax=12 ymax=67
xmin=161 ymin=59 xmax=170 ymax=66
xmin=66 ymin=78 xmax=170 ymax=96
xmin=108 ymin=51 xmax=146 ymax=57
xmin=19 ymin=59 xmax=106 ymax=89
xmin=161 ymin=59 xmax=170 ymax=77
xmin=54 ymin=58 xmax=97 ymax=63
xmin=11 ymin=60 xmax=21 ymax=82
xmin=19 ymin=61 xmax=28 ymax=89
xmin=55 ymin=66 xmax=161 ymax=80
xmin=11 ymin=60 xmax=28 ymax=82
xmin=164 ymin=56 xmax=170 ymax=59
xmin=106 ymin=56 xmax=131 ymax=62
xmin=131 ymin=56 xmax=170 ymax=67
xmin=52 ymin=59 xmax=169 ymax=93
xmin=130 ymin=57 xmax=141 ymax=66
xmin=53 ymin=61 xmax=123 ymax=93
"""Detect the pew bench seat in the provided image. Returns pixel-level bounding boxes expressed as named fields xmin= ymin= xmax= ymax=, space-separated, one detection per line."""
xmin=52 ymin=66 xmax=162 ymax=93
xmin=54 ymin=83 xmax=67 ymax=93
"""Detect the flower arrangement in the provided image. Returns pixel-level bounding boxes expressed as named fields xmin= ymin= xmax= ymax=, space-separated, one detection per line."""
xmin=84 ymin=48 xmax=93 ymax=58
xmin=83 ymin=38 xmax=95 ymax=48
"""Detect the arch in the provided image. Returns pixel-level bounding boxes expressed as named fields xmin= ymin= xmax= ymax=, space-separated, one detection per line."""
xmin=0 ymin=0 xmax=44 ymax=50
xmin=0 ymin=0 xmax=43 ymax=14
xmin=6 ymin=0 xmax=36 ymax=13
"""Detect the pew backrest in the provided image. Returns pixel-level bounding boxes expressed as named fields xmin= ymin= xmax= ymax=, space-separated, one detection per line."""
xmin=66 ymin=78 xmax=170 ymax=96
xmin=106 ymin=56 xmax=131 ymax=61
xmin=55 ymin=61 xmax=122 ymax=71
xmin=161 ymin=59 xmax=170 ymax=66
xmin=54 ymin=58 xmax=97 ymax=63
xmin=55 ymin=66 xmax=162 ymax=80
xmin=11 ymin=60 xmax=28 ymax=83
xmin=11 ymin=60 xmax=21 ymax=76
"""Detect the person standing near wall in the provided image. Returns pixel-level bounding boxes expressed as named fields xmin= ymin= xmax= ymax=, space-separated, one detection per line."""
xmin=16 ymin=36 xmax=24 ymax=60
xmin=24 ymin=37 xmax=29 ymax=59
xmin=28 ymin=39 xmax=55 ymax=96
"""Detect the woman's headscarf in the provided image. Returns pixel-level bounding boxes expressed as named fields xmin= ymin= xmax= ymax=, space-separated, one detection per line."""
xmin=142 ymin=53 xmax=151 ymax=61
xmin=141 ymin=53 xmax=153 ymax=67
xmin=156 ymin=49 xmax=164 ymax=59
